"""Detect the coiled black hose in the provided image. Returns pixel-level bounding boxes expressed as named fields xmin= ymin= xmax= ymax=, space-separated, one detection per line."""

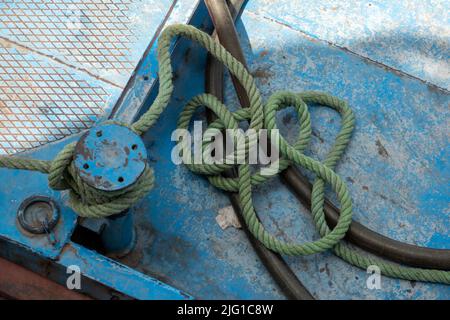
xmin=203 ymin=0 xmax=449 ymax=299
xmin=204 ymin=0 xmax=314 ymax=300
xmin=204 ymin=0 xmax=450 ymax=272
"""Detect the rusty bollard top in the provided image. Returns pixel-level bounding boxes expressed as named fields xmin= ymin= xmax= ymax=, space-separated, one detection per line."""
xmin=74 ymin=123 xmax=148 ymax=192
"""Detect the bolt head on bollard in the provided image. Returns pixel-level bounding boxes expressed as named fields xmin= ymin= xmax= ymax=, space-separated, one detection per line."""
xmin=74 ymin=123 xmax=148 ymax=192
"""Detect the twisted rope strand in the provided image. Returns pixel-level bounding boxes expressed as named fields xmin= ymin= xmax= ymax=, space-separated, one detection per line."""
xmin=0 ymin=24 xmax=448 ymax=284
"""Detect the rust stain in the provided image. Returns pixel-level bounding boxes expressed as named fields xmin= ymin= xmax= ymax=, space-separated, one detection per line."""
xmin=0 ymin=256 xmax=90 ymax=300
xmin=375 ymin=139 xmax=389 ymax=158
xmin=312 ymin=130 xmax=325 ymax=143
xmin=59 ymin=243 xmax=78 ymax=256
xmin=319 ymin=263 xmax=331 ymax=277
xmin=251 ymin=67 xmax=274 ymax=84
xmin=93 ymin=175 xmax=113 ymax=189
xmin=346 ymin=177 xmax=355 ymax=184
xmin=259 ymin=50 xmax=269 ymax=58
xmin=76 ymin=134 xmax=94 ymax=161
xmin=59 ymin=243 xmax=91 ymax=267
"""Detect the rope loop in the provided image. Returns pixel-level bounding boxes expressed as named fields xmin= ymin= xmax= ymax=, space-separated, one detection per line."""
xmin=175 ymin=90 xmax=354 ymax=255
xmin=0 ymin=24 xmax=449 ymax=284
xmin=46 ymin=122 xmax=155 ymax=218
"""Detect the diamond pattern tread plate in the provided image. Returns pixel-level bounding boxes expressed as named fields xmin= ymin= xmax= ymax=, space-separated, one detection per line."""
xmin=0 ymin=0 xmax=197 ymax=155
xmin=0 ymin=45 xmax=112 ymax=154
xmin=0 ymin=0 xmax=154 ymax=86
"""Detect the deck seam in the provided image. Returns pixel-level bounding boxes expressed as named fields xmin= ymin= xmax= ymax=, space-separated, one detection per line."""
xmin=245 ymin=10 xmax=450 ymax=94
xmin=0 ymin=35 xmax=122 ymax=89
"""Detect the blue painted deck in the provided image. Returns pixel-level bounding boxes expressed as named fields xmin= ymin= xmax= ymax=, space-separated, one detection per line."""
xmin=0 ymin=0 xmax=448 ymax=299
xmin=0 ymin=0 xmax=198 ymax=155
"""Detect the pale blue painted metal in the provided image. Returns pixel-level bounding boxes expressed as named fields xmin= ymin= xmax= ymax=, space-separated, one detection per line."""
xmin=0 ymin=44 xmax=122 ymax=155
xmin=57 ymin=242 xmax=192 ymax=300
xmin=73 ymin=122 xmax=147 ymax=255
xmin=245 ymin=0 xmax=450 ymax=90
xmin=0 ymin=0 xmax=201 ymax=299
xmin=121 ymin=0 xmax=449 ymax=299
xmin=226 ymin=9 xmax=449 ymax=298
xmin=0 ymin=0 xmax=200 ymax=155
xmin=101 ymin=212 xmax=136 ymax=256
xmin=0 ymin=0 xmax=448 ymax=300
xmin=74 ymin=123 xmax=147 ymax=191
xmin=0 ymin=135 xmax=79 ymax=259
xmin=111 ymin=0 xmax=202 ymax=123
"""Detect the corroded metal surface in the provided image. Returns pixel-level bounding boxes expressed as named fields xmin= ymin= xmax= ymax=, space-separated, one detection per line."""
xmin=0 ymin=0 xmax=152 ymax=86
xmin=0 ymin=0 xmax=196 ymax=155
xmin=122 ymin=1 xmax=449 ymax=299
xmin=0 ymin=45 xmax=110 ymax=155
xmin=0 ymin=256 xmax=91 ymax=300
xmin=0 ymin=0 xmax=448 ymax=300
xmin=17 ymin=195 xmax=60 ymax=234
xmin=246 ymin=0 xmax=450 ymax=90
xmin=74 ymin=123 xmax=147 ymax=191
xmin=0 ymin=0 xmax=200 ymax=300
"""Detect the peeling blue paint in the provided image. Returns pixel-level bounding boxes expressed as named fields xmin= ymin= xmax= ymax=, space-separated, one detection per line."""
xmin=0 ymin=0 xmax=448 ymax=300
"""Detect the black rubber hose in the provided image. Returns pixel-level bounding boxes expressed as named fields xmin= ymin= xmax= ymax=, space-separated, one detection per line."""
xmin=204 ymin=0 xmax=450 ymax=271
xmin=282 ymin=169 xmax=450 ymax=270
xmin=204 ymin=0 xmax=314 ymax=300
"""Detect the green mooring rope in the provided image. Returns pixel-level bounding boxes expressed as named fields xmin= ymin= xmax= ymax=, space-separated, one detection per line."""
xmin=0 ymin=24 xmax=448 ymax=284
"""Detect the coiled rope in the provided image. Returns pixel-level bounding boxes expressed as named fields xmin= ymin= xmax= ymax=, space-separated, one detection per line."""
xmin=0 ymin=24 xmax=448 ymax=284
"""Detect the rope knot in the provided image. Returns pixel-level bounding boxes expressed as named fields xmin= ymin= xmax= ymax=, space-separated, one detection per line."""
xmin=1 ymin=24 xmax=448 ymax=284
xmin=46 ymin=123 xmax=155 ymax=218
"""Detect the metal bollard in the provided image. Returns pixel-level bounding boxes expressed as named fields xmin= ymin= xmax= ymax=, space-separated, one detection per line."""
xmin=101 ymin=210 xmax=136 ymax=257
xmin=73 ymin=123 xmax=147 ymax=257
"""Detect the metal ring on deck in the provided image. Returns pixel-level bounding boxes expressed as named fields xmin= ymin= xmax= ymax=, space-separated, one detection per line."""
xmin=17 ymin=196 xmax=60 ymax=234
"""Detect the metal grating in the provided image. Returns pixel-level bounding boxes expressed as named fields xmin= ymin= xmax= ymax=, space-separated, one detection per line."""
xmin=0 ymin=46 xmax=109 ymax=155
xmin=0 ymin=0 xmax=138 ymax=82
xmin=0 ymin=0 xmax=157 ymax=155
